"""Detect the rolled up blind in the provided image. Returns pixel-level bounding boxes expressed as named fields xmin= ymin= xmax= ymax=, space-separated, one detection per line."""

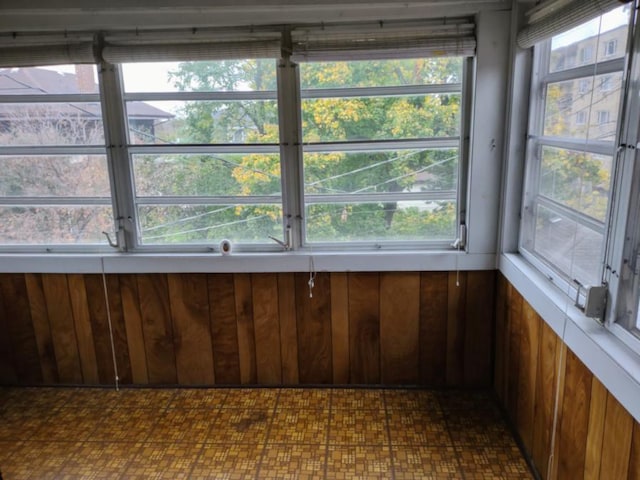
xmin=517 ymin=0 xmax=631 ymax=49
xmin=0 ymin=42 xmax=95 ymax=67
xmin=291 ymin=19 xmax=475 ymax=62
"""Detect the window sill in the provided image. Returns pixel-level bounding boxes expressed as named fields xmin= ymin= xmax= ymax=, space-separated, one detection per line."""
xmin=0 ymin=250 xmax=496 ymax=274
xmin=499 ymin=253 xmax=640 ymax=423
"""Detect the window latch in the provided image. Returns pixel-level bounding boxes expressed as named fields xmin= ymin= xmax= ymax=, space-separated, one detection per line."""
xmin=102 ymin=217 xmax=128 ymax=251
xmin=451 ymin=223 xmax=467 ymax=250
xmin=268 ymin=224 xmax=292 ymax=251
xmin=573 ymin=279 xmax=607 ymax=323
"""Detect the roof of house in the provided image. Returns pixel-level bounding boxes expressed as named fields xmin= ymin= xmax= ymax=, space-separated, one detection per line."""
xmin=0 ymin=68 xmax=172 ymax=120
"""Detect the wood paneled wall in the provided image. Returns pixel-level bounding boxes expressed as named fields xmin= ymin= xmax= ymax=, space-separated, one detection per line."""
xmin=495 ymin=274 xmax=640 ymax=480
xmin=0 ymin=270 xmax=495 ymax=387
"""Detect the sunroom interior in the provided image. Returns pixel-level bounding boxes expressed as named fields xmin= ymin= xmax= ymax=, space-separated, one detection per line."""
xmin=0 ymin=0 xmax=639 ymax=478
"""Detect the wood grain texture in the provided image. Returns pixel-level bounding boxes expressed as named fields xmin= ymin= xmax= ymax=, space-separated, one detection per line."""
xmin=41 ymin=274 xmax=83 ymax=384
xmin=584 ymin=377 xmax=607 ymax=480
xmin=278 ymin=272 xmax=299 ymax=384
xmin=556 ymin=349 xmax=592 ymax=480
xmin=516 ymin=301 xmax=540 ymax=452
xmin=380 ymin=272 xmax=420 ymax=384
xmin=208 ymin=274 xmax=241 ymax=384
xmin=251 ymin=273 xmax=282 ymax=385
xmin=629 ymin=421 xmax=640 ymax=480
xmin=168 ymin=273 xmax=215 ymax=385
xmin=463 ymin=270 xmax=494 ymax=387
xmin=446 ymin=271 xmax=466 ymax=386
xmin=419 ymin=271 xmax=448 ymax=386
xmin=137 ymin=274 xmax=177 ymax=384
xmin=104 ymin=275 xmax=132 ymax=384
xmin=600 ymin=392 xmax=634 ymax=480
xmin=119 ymin=274 xmax=149 ymax=384
xmin=348 ymin=272 xmax=380 ymax=384
xmin=0 ymin=282 xmax=17 ymax=384
xmin=549 ymin=341 xmax=567 ymax=480
xmin=234 ymin=273 xmax=257 ymax=384
xmin=296 ymin=272 xmax=332 ymax=384
xmin=0 ymin=274 xmax=42 ymax=384
xmin=506 ymin=283 xmax=523 ymax=421
xmin=330 ymin=272 xmax=349 ymax=384
xmin=24 ymin=273 xmax=57 ymax=384
xmin=67 ymin=274 xmax=100 ymax=384
xmin=494 ymin=274 xmax=508 ymax=401
xmin=531 ymin=320 xmax=558 ymax=479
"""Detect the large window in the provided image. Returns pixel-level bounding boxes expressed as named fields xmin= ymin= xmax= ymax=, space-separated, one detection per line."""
xmin=299 ymin=58 xmax=464 ymax=245
xmin=521 ymin=5 xmax=632 ymax=289
xmin=0 ymin=65 xmax=113 ymax=247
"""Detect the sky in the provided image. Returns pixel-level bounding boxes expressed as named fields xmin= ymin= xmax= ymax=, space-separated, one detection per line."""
xmin=551 ymin=5 xmax=630 ymax=49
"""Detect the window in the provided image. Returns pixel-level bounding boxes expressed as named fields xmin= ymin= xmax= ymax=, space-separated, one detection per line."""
xmin=121 ymin=59 xmax=283 ymax=248
xmin=521 ymin=5 xmax=631 ymax=289
xmin=298 ymin=58 xmax=466 ymax=245
xmin=0 ymin=65 xmax=113 ymax=247
xmin=604 ymin=39 xmax=617 ymax=57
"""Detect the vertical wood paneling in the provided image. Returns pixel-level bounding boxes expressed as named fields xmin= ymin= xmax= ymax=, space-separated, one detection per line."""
xmin=494 ymin=274 xmax=508 ymax=401
xmin=0 ymin=274 xmax=42 ymax=384
xmin=119 ymin=274 xmax=149 ymax=384
xmin=531 ymin=321 xmax=559 ymax=479
xmin=103 ymin=275 xmax=132 ymax=384
xmin=296 ymin=272 xmax=332 ymax=384
xmin=446 ymin=271 xmax=466 ymax=386
xmin=600 ymin=393 xmax=634 ymax=480
xmin=251 ymin=273 xmax=282 ymax=385
xmin=516 ymin=302 xmax=541 ymax=452
xmin=83 ymin=275 xmax=116 ymax=384
xmin=584 ymin=377 xmax=607 ymax=480
xmin=556 ymin=350 xmax=592 ymax=479
xmin=549 ymin=341 xmax=567 ymax=480
xmin=234 ymin=273 xmax=257 ymax=384
xmin=419 ymin=271 xmax=448 ymax=386
xmin=629 ymin=422 xmax=640 ymax=480
xmin=67 ymin=274 xmax=100 ymax=384
xmin=278 ymin=273 xmax=299 ymax=384
xmin=330 ymin=272 xmax=349 ymax=384
xmin=464 ymin=270 xmax=494 ymax=386
xmin=348 ymin=272 xmax=380 ymax=384
xmin=41 ymin=274 xmax=83 ymax=384
xmin=24 ymin=273 xmax=58 ymax=384
xmin=380 ymin=272 xmax=419 ymax=384
xmin=208 ymin=274 xmax=241 ymax=384
xmin=0 ymin=283 xmax=17 ymax=384
xmin=137 ymin=274 xmax=177 ymax=384
xmin=506 ymin=283 xmax=523 ymax=420
xmin=168 ymin=273 xmax=215 ymax=385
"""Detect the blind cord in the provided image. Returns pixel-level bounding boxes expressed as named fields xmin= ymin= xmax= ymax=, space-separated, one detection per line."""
xmin=101 ymin=257 xmax=120 ymax=391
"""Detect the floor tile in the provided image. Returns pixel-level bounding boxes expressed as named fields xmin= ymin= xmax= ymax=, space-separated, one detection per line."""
xmin=385 ymin=389 xmax=441 ymax=411
xmin=121 ymin=442 xmax=202 ymax=479
xmin=190 ymin=443 xmax=263 ymax=480
xmin=167 ymin=389 xmax=228 ymax=409
xmin=278 ymin=388 xmax=331 ymax=409
xmin=393 ymin=445 xmax=462 ymax=480
xmin=331 ymin=389 xmax=385 ymax=410
xmin=56 ymin=441 xmax=143 ymax=479
xmin=222 ymin=388 xmax=278 ymax=409
xmin=387 ymin=408 xmax=451 ymax=446
xmin=446 ymin=413 xmax=515 ymax=446
xmin=30 ymin=406 xmax=104 ymax=441
xmin=268 ymin=408 xmax=329 ymax=444
xmin=0 ymin=408 xmax=49 ymax=441
xmin=1 ymin=440 xmax=82 ymax=479
xmin=326 ymin=445 xmax=392 ymax=479
xmin=259 ymin=443 xmax=326 ymax=479
xmin=90 ymin=407 xmax=159 ymax=442
xmin=456 ymin=444 xmax=533 ymax=479
xmin=111 ymin=388 xmax=176 ymax=410
xmin=328 ymin=409 xmax=388 ymax=445
xmin=210 ymin=407 xmax=272 ymax=443
xmin=147 ymin=408 xmax=218 ymax=443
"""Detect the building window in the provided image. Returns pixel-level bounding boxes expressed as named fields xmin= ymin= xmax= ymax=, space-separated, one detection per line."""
xmin=521 ymin=5 xmax=630 ymax=289
xmin=298 ymin=58 xmax=466 ymax=245
xmin=604 ymin=39 xmax=617 ymax=56
xmin=0 ymin=65 xmax=114 ymax=247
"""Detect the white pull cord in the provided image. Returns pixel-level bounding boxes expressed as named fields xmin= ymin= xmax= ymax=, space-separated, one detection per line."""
xmin=308 ymin=249 xmax=316 ymax=298
xmin=101 ymin=258 xmax=120 ymax=391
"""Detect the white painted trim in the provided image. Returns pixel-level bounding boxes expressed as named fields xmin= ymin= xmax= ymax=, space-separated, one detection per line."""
xmin=0 ymin=251 xmax=495 ymax=273
xmin=499 ymin=253 xmax=640 ymax=423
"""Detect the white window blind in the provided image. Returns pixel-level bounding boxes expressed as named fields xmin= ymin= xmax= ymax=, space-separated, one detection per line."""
xmin=291 ymin=19 xmax=476 ymax=61
xmin=517 ymin=0 xmax=631 ymax=49
xmin=0 ymin=41 xmax=95 ymax=67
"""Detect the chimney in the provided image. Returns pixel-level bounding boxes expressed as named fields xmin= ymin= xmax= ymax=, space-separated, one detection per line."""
xmin=74 ymin=65 xmax=96 ymax=93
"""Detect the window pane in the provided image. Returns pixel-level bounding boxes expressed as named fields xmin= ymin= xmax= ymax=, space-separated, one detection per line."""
xmin=138 ymin=204 xmax=282 ymax=244
xmin=0 ymin=206 xmax=112 ymax=244
xmin=300 ymin=58 xmax=463 ymax=89
xmin=533 ymin=204 xmax=602 ymax=286
xmin=549 ymin=5 xmax=630 ymax=73
xmin=122 ymin=60 xmax=278 ymax=93
xmin=305 ymin=200 xmax=456 ymax=243
xmin=301 ymin=94 xmax=460 ymax=142
xmin=539 ymin=147 xmax=612 ymax=222
xmin=543 ymin=73 xmax=622 ymax=141
xmin=133 ymin=153 xmax=281 ymax=197
xmin=0 ymin=65 xmax=99 ymax=95
xmin=127 ymin=100 xmax=279 ymax=144
xmin=0 ymin=102 xmax=104 ymax=145
xmin=0 ymin=154 xmax=110 ymax=197
xmin=304 ymin=148 xmax=458 ymax=195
